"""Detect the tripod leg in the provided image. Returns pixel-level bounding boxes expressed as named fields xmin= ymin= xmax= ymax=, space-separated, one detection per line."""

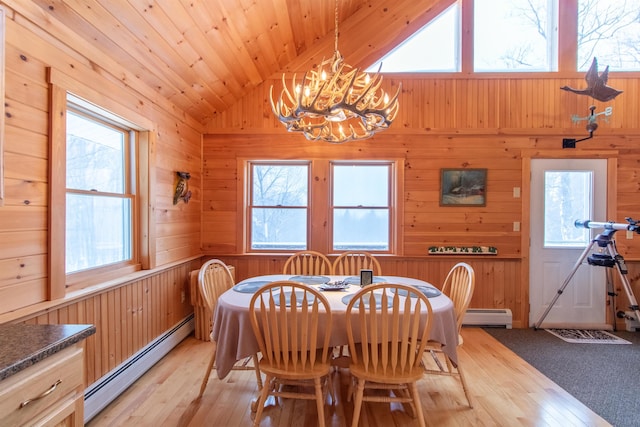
xmin=607 ymin=245 xmax=640 ymax=327
xmin=605 ymin=268 xmax=617 ymax=331
xmin=533 ymin=240 xmax=596 ymax=330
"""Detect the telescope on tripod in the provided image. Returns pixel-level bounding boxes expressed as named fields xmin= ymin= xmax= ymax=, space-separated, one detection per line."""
xmin=574 ymin=218 xmax=640 ymax=233
xmin=533 ymin=217 xmax=640 ymax=330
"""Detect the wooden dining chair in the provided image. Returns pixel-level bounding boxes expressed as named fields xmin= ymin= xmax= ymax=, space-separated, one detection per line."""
xmin=331 ymin=251 xmax=382 ymax=361
xmin=283 ymin=250 xmax=333 ymax=275
xmin=345 ymin=283 xmax=433 ymax=427
xmin=249 ymin=281 xmax=334 ymax=427
xmin=197 ymin=259 xmax=262 ymax=397
xmin=422 ymin=262 xmax=475 ymax=407
xmin=332 ymin=251 xmax=382 ymax=276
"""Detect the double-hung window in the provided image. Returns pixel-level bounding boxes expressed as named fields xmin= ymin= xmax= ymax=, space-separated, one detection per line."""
xmin=248 ymin=161 xmax=310 ymax=251
xmin=49 ymin=71 xmax=152 ymax=297
xmin=65 ymin=106 xmax=135 ymax=274
xmin=331 ymin=162 xmax=392 ymax=251
xmin=246 ymin=160 xmax=397 ymax=254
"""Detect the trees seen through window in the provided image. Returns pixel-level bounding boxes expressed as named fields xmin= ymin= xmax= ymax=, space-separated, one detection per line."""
xmin=66 ymin=108 xmax=134 ymax=274
xmin=371 ymin=0 xmax=640 ymax=73
xmin=247 ymin=161 xmax=395 ymax=253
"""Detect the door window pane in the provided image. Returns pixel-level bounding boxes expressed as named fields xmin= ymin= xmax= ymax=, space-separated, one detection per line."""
xmin=544 ymin=171 xmax=592 ymax=247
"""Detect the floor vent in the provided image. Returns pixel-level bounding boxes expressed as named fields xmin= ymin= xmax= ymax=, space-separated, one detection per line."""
xmin=84 ymin=314 xmax=194 ymax=423
xmin=463 ymin=308 xmax=513 ymax=329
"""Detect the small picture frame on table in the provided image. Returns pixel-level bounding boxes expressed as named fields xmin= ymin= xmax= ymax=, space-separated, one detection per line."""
xmin=360 ymin=269 xmax=373 ymax=287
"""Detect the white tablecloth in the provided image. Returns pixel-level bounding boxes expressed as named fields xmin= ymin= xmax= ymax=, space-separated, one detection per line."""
xmin=211 ymin=275 xmax=459 ymax=379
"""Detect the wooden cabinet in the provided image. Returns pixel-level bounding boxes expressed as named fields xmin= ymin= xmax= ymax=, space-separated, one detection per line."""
xmin=0 ymin=344 xmax=85 ymax=426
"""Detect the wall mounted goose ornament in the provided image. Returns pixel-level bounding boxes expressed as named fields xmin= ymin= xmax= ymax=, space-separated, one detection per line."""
xmin=560 ymin=57 xmax=623 ymax=102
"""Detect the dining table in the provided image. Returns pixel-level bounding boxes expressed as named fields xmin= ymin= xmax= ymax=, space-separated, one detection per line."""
xmin=211 ymin=274 xmax=459 ymax=380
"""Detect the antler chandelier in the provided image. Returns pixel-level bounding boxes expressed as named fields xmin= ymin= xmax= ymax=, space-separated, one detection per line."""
xmin=269 ymin=0 xmax=400 ymax=144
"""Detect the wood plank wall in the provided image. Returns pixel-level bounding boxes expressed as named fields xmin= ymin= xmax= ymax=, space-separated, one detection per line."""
xmin=206 ymin=75 xmax=640 ymax=131
xmin=0 ymin=3 xmax=204 ymax=391
xmin=202 ymin=75 xmax=640 ymax=328
xmin=0 ymin=1 xmax=639 ymax=395
xmin=0 ymin=3 xmax=203 ymax=313
xmin=214 ymin=254 xmax=524 ymax=325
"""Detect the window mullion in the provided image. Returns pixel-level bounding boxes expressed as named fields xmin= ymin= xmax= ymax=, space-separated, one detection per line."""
xmin=558 ymin=0 xmax=577 ymax=72
xmin=311 ymin=160 xmax=330 ymax=254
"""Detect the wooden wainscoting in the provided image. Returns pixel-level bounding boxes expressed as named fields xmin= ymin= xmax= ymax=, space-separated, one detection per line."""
xmin=215 ymin=255 xmax=640 ymax=330
xmin=212 ymin=255 xmax=525 ymax=328
xmin=18 ymin=260 xmax=200 ymax=386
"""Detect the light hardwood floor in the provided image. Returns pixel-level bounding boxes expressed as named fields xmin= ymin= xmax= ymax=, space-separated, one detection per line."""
xmin=86 ymin=328 xmax=611 ymax=426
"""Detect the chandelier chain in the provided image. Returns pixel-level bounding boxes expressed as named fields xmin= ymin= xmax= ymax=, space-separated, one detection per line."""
xmin=334 ymin=0 xmax=339 ymax=54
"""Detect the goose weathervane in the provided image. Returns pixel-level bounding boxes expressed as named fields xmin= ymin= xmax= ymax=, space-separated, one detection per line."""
xmin=560 ymin=57 xmax=623 ymax=102
xmin=560 ymin=57 xmax=623 ymax=148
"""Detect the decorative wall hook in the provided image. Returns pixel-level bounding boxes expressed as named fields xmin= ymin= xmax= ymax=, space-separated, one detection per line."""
xmin=173 ymin=171 xmax=192 ymax=205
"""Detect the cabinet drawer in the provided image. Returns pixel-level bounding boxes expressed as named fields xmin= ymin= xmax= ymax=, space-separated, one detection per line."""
xmin=0 ymin=345 xmax=84 ymax=426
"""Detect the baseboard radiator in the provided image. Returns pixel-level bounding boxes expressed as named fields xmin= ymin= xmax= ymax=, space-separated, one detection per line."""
xmin=463 ymin=308 xmax=513 ymax=329
xmin=84 ymin=314 xmax=195 ymax=423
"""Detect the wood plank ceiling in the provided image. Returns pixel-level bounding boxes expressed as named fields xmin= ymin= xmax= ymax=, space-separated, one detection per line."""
xmin=14 ymin=0 xmax=448 ymax=125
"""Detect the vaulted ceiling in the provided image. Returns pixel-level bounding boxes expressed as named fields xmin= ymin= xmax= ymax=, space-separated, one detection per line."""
xmin=14 ymin=0 xmax=451 ymax=125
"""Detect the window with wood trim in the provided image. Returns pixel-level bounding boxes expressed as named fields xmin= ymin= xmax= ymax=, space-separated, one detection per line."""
xmin=65 ymin=105 xmax=136 ymax=274
xmin=49 ymin=75 xmax=152 ymax=295
xmin=245 ymin=160 xmax=398 ymax=254
xmin=248 ymin=161 xmax=310 ymax=251
xmin=371 ymin=0 xmax=640 ymax=73
xmin=331 ymin=162 xmax=393 ymax=252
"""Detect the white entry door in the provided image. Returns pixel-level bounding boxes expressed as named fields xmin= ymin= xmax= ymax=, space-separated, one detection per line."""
xmin=529 ymin=159 xmax=608 ymax=328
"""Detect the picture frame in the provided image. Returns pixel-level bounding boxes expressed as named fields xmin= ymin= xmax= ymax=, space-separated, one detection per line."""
xmin=440 ymin=168 xmax=487 ymax=206
xmin=360 ymin=269 xmax=373 ymax=287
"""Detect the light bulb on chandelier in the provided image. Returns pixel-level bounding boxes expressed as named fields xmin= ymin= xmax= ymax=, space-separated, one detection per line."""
xmin=269 ymin=0 xmax=400 ymax=143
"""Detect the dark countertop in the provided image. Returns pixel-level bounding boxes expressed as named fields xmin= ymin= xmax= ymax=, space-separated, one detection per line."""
xmin=0 ymin=323 xmax=96 ymax=381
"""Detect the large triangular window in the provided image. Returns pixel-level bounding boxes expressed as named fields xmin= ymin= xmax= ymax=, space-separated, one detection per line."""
xmin=367 ymin=3 xmax=459 ymax=73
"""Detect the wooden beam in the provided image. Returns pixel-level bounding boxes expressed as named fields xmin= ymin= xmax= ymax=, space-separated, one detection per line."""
xmin=558 ymin=0 xmax=578 ymax=72
xmin=47 ymin=73 xmax=67 ymax=300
